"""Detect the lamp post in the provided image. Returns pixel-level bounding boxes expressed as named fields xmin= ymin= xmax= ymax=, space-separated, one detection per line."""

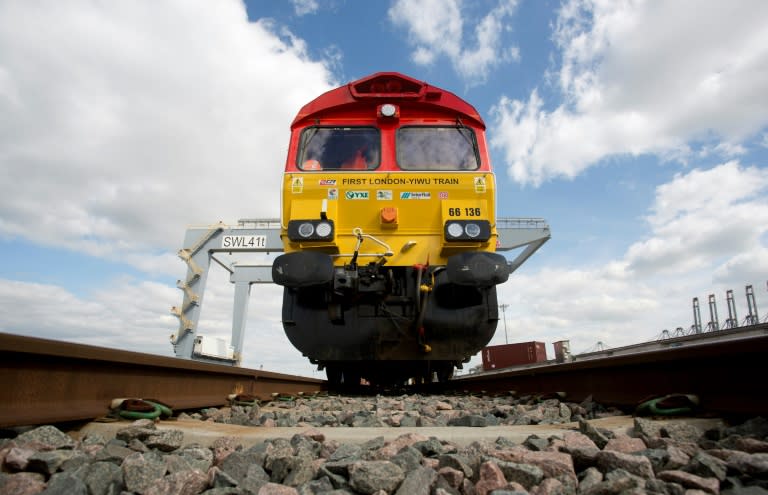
xmin=498 ymin=304 xmax=509 ymax=344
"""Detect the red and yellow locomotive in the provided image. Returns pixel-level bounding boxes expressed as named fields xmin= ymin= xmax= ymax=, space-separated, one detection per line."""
xmin=272 ymin=73 xmax=509 ymax=386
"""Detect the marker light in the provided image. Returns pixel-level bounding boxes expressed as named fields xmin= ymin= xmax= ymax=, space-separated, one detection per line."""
xmin=315 ymin=221 xmax=333 ymax=237
xmin=380 ymin=103 xmax=397 ymax=117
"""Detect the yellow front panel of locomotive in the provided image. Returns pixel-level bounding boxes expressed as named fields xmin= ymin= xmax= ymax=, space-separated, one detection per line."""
xmin=281 ymin=172 xmax=497 ymax=265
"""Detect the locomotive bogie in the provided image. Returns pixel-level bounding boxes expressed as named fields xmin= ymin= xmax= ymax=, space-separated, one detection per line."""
xmin=280 ymin=265 xmax=500 ymax=385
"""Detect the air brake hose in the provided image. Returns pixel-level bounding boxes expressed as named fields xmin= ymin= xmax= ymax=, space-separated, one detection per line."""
xmin=416 ymin=288 xmax=429 ymax=331
xmin=230 ymin=393 xmax=259 ymax=407
xmin=116 ymin=399 xmax=173 ymax=420
xmin=416 ymin=293 xmax=431 ymax=353
xmin=415 ymin=266 xmax=423 ymax=310
xmin=350 ymin=228 xmax=364 ymax=269
xmin=145 ymin=399 xmax=173 ymax=418
xmin=414 ymin=266 xmax=438 ymax=354
xmin=635 ymin=394 xmax=699 ymax=416
xmin=119 ymin=403 xmax=162 ymax=420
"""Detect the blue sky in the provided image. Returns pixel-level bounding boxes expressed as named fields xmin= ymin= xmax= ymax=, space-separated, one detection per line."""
xmin=1 ymin=0 xmax=767 ymax=376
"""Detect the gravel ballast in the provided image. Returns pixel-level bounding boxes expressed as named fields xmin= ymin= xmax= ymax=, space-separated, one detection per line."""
xmin=1 ymin=393 xmax=767 ymax=494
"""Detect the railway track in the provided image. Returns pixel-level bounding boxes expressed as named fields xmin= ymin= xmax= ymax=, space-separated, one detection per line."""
xmin=0 ymin=332 xmax=325 ymax=428
xmin=2 ymin=329 xmax=766 ymax=429
xmin=455 ymin=326 xmax=768 ymax=416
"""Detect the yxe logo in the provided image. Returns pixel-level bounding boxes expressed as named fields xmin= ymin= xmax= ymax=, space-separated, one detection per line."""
xmin=345 ymin=190 xmax=369 ymax=200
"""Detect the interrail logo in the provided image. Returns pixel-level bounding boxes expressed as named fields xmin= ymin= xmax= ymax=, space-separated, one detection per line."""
xmin=345 ymin=190 xmax=369 ymax=200
xmin=400 ymin=192 xmax=430 ymax=199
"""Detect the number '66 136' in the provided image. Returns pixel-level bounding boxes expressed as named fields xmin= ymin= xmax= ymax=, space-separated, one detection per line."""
xmin=448 ymin=207 xmax=481 ymax=217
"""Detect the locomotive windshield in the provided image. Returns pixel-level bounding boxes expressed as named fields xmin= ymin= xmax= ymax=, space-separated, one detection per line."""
xmin=298 ymin=127 xmax=380 ymax=171
xmin=296 ymin=125 xmax=479 ymax=171
xmin=396 ymin=126 xmax=479 ymax=171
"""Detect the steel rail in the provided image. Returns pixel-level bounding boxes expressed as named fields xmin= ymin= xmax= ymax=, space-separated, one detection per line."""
xmin=453 ymin=332 xmax=768 ymax=416
xmin=0 ymin=333 xmax=325 ymax=428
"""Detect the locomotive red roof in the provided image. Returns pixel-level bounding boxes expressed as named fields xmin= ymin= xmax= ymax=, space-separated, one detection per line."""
xmin=291 ymin=72 xmax=485 ymax=129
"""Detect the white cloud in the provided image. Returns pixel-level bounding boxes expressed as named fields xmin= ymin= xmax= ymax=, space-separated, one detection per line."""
xmin=713 ymin=247 xmax=768 ymax=287
xmin=626 ymin=161 xmax=768 ymax=276
xmin=388 ymin=0 xmax=520 ymax=85
xmin=291 ymin=0 xmax=319 ymax=16
xmin=389 ymin=0 xmax=462 ymax=63
xmin=491 ymin=0 xmax=768 ymax=185
xmin=0 ymin=277 xmax=178 ymax=355
xmin=0 ymin=1 xmax=335 ymax=275
xmin=698 ymin=142 xmax=747 ymax=159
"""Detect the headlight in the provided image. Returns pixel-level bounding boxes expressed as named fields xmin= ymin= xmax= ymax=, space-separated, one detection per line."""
xmin=288 ymin=219 xmax=335 ymax=242
xmin=444 ymin=220 xmax=491 ymax=242
xmin=446 ymin=222 xmax=464 ymax=238
xmin=465 ymin=223 xmax=481 ymax=238
xmin=297 ymin=222 xmax=315 ymax=238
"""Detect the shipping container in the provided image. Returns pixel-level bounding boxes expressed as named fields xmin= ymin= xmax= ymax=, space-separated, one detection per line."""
xmin=553 ymin=340 xmax=572 ymax=363
xmin=481 ymin=341 xmax=547 ymax=370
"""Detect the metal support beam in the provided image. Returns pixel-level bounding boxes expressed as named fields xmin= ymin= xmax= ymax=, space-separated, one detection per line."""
xmin=170 ymin=220 xmax=283 ymax=365
xmin=496 ymin=218 xmax=551 ymax=274
xmin=229 ymin=265 xmax=274 ymax=364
